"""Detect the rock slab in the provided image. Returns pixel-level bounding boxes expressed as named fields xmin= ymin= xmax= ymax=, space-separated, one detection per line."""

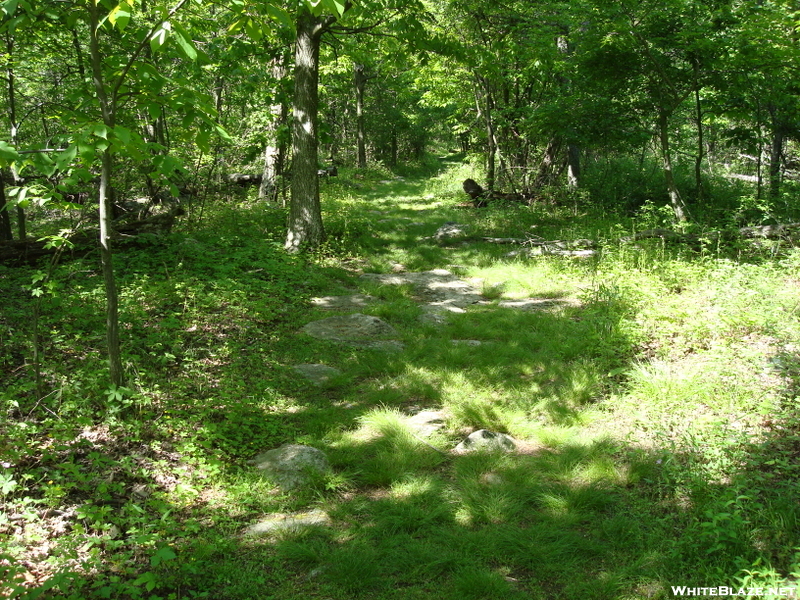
xmin=454 ymin=430 xmax=516 ymax=454
xmin=301 ymin=313 xmax=403 ymax=350
xmin=250 ymin=444 xmax=330 ymax=490
xmin=244 ymin=509 xmax=330 ymax=537
xmin=292 ymin=364 xmax=343 ymax=386
xmin=310 ymin=294 xmax=375 ymax=310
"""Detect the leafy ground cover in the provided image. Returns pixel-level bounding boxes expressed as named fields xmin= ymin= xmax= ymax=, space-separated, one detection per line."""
xmin=1 ymin=157 xmax=800 ymax=599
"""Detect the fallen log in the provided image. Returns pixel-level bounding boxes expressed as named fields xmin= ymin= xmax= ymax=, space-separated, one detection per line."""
xmin=0 ymin=208 xmax=183 ymax=265
xmin=621 ymin=224 xmax=800 ymax=245
xmin=463 ymin=179 xmax=528 ymax=208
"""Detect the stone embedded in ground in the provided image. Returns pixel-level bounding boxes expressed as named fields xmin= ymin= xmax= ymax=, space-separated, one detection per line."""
xmin=249 ymin=444 xmax=330 ymax=490
xmin=361 ymin=269 xmax=483 ymax=309
xmin=420 ymin=304 xmax=465 ymax=326
xmin=292 ymin=364 xmax=343 ymax=386
xmin=406 ymin=409 xmax=448 ymax=438
xmin=310 ymin=294 xmax=375 ymax=310
xmin=451 ymin=340 xmax=483 ymax=346
xmin=454 ymin=429 xmax=516 ymax=454
xmin=433 ymin=222 xmax=470 ymax=242
xmin=301 ymin=313 xmax=399 ymax=348
xmin=497 ymin=298 xmax=581 ymax=311
xmin=244 ymin=509 xmax=330 ymax=537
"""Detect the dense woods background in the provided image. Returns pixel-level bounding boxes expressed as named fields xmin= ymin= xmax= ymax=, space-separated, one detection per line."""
xmin=2 ymin=1 xmax=800 ymax=598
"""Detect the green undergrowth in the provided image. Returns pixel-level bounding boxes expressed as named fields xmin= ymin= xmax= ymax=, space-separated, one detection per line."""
xmin=2 ymin=159 xmax=800 ymax=599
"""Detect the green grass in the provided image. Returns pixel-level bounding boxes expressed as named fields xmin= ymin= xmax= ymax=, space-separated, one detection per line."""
xmin=2 ymin=157 xmax=800 ymax=599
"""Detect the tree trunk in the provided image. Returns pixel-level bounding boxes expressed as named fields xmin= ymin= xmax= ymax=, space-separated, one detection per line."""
xmin=557 ymin=34 xmax=580 ymax=189
xmin=0 ymin=174 xmax=11 ymax=241
xmin=693 ymin=63 xmax=705 ymax=201
xmin=478 ymin=78 xmax=496 ymax=191
xmin=567 ymin=144 xmax=580 ymax=188
xmin=285 ymin=9 xmax=331 ymax=252
xmin=5 ymin=32 xmax=25 ymax=240
xmin=769 ymin=106 xmax=784 ymax=199
xmin=354 ymin=62 xmax=367 ymax=169
xmin=534 ymin=136 xmax=564 ymax=189
xmin=88 ymin=3 xmax=123 ymax=387
xmin=259 ymin=56 xmax=288 ymax=202
xmin=658 ymin=108 xmax=688 ymax=223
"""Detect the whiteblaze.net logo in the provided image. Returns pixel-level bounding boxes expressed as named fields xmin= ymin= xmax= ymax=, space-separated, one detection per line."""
xmin=671 ymin=587 xmax=797 ymax=597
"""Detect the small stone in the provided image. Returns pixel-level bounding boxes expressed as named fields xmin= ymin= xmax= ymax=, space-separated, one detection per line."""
xmin=310 ymin=295 xmax=375 ymax=310
xmin=244 ymin=509 xmax=330 ymax=537
xmin=301 ymin=313 xmax=397 ymax=341
xmin=434 ymin=222 xmax=469 ymax=242
xmin=451 ymin=340 xmax=482 ymax=346
xmin=250 ymin=444 xmax=330 ymax=490
xmin=407 ymin=409 xmax=448 ymax=437
xmin=293 ymin=364 xmax=343 ymax=386
xmin=454 ymin=430 xmax=516 ymax=454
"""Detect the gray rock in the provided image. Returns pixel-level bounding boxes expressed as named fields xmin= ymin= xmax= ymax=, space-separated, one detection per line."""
xmin=360 ymin=270 xmax=483 ymax=309
xmin=497 ymin=298 xmax=580 ymax=311
xmin=301 ymin=313 xmax=397 ymax=341
xmin=244 ymin=509 xmax=330 ymax=537
xmin=250 ymin=444 xmax=330 ymax=490
xmin=406 ymin=409 xmax=448 ymax=438
xmin=310 ymin=294 xmax=375 ymax=310
xmin=450 ymin=340 xmax=483 ymax=346
xmin=454 ymin=430 xmax=516 ymax=454
xmin=434 ymin=222 xmax=469 ymax=242
xmin=293 ymin=364 xmax=343 ymax=386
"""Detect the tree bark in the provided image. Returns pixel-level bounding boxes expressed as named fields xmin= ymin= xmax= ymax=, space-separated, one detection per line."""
xmin=259 ymin=56 xmax=288 ymax=202
xmin=768 ymin=104 xmax=784 ymax=200
xmin=5 ymin=32 xmax=25 ymax=240
xmin=0 ymin=174 xmax=11 ymax=241
xmin=354 ymin=62 xmax=368 ymax=169
xmin=477 ymin=77 xmax=497 ymax=191
xmin=285 ymin=9 xmax=332 ymax=252
xmin=88 ymin=3 xmax=123 ymax=387
xmin=567 ymin=144 xmax=580 ymax=188
xmin=534 ymin=136 xmax=564 ymax=189
xmin=658 ymin=108 xmax=688 ymax=223
xmin=692 ymin=61 xmax=705 ymax=201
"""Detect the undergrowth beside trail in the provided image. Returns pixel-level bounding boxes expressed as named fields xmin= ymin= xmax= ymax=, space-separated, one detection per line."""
xmin=2 ymin=158 xmax=800 ymax=599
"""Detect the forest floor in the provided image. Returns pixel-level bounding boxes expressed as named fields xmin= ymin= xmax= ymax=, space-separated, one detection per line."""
xmin=2 ymin=156 xmax=800 ymax=599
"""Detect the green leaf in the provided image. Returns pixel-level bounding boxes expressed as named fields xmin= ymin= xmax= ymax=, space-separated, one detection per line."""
xmin=150 ymin=546 xmax=177 ymax=567
xmin=214 ymin=124 xmax=231 ymax=141
xmin=195 ymin=129 xmax=211 ymax=153
xmin=150 ymin=21 xmax=170 ymax=52
xmin=0 ymin=140 xmax=19 ymax=162
xmin=244 ymin=18 xmax=263 ymax=41
xmin=146 ymin=101 xmax=162 ymax=121
xmin=265 ymin=4 xmax=292 ymax=28
xmin=172 ymin=22 xmax=198 ymax=61
xmin=113 ymin=125 xmax=132 ymax=145
xmin=108 ymin=4 xmax=131 ymax=31
xmin=329 ymin=0 xmax=346 ymax=17
xmin=54 ymin=145 xmax=78 ymax=172
xmin=1 ymin=0 xmax=19 ymax=18
xmin=91 ymin=124 xmax=108 ymax=139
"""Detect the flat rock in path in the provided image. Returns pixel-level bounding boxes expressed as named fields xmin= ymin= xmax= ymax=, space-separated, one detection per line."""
xmin=301 ymin=314 xmax=402 ymax=351
xmin=497 ymin=298 xmax=581 ymax=311
xmin=249 ymin=444 xmax=330 ymax=490
xmin=361 ymin=269 xmax=483 ymax=310
xmin=454 ymin=430 xmax=516 ymax=454
xmin=302 ymin=313 xmax=396 ymax=339
xmin=433 ymin=222 xmax=470 ymax=242
xmin=244 ymin=509 xmax=330 ymax=537
xmin=406 ymin=409 xmax=448 ymax=437
xmin=310 ymin=294 xmax=375 ymax=310
xmin=293 ymin=364 xmax=343 ymax=386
